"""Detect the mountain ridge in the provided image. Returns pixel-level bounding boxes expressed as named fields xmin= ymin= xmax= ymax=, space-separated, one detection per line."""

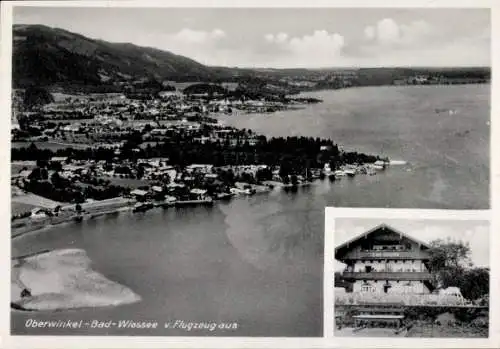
xmin=12 ymin=24 xmax=491 ymax=91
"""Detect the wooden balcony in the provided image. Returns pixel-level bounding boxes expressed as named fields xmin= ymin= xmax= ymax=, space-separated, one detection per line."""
xmin=341 ymin=271 xmax=432 ymax=281
xmin=341 ymin=250 xmax=430 ymax=260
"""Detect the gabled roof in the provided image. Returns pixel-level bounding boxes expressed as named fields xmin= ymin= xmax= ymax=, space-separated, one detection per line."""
xmin=335 ymin=223 xmax=431 ymax=256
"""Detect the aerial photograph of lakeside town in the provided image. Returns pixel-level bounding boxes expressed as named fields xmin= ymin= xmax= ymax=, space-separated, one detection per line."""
xmin=8 ymin=6 xmax=490 ymax=337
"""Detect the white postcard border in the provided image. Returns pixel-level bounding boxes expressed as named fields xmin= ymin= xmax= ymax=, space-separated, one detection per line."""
xmin=1 ymin=0 xmax=498 ymax=348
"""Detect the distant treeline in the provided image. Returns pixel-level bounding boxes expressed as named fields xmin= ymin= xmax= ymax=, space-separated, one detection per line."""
xmin=353 ymin=67 xmax=491 ymax=86
xmin=17 ymin=66 xmax=490 ymax=97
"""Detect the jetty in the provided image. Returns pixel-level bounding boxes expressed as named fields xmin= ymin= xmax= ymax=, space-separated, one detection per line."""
xmin=174 ymin=198 xmax=214 ymax=207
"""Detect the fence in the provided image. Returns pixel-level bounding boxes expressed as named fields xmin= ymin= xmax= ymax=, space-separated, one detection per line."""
xmin=335 ymin=292 xmax=468 ymax=306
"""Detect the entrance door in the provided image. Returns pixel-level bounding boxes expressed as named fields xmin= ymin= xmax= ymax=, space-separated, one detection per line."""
xmin=383 ymin=282 xmax=391 ymax=293
xmin=365 ymin=266 xmax=372 ymax=272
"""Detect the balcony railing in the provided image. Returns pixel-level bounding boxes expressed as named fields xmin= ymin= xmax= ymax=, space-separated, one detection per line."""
xmin=342 ymin=271 xmax=432 ymax=281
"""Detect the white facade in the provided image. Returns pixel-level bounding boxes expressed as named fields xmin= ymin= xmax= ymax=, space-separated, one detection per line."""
xmin=353 ymin=280 xmax=430 ymax=294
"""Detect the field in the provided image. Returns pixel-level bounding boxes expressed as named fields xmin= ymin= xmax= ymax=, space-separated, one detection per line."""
xmin=11 ymin=202 xmax=37 ymax=216
xmin=11 ymin=193 xmax=65 ymax=210
xmin=169 ymin=81 xmax=238 ymax=92
xmin=12 ymin=161 xmax=37 ymax=174
xmin=12 ymin=141 xmax=89 ymax=151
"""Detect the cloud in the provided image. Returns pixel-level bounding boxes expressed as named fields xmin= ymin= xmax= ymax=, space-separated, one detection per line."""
xmin=263 ymin=30 xmax=345 ymax=67
xmin=265 ymin=32 xmax=289 ymax=44
xmin=401 ymin=20 xmax=432 ymax=41
xmin=171 ymin=28 xmax=226 ymax=44
xmin=364 ymin=18 xmax=432 ymax=46
xmin=375 ymin=18 xmax=400 ymax=44
xmin=142 ymin=28 xmax=230 ymax=65
xmin=364 ymin=26 xmax=375 ymax=40
xmin=348 ymin=17 xmax=477 ymax=66
xmin=289 ymin=30 xmax=345 ymax=53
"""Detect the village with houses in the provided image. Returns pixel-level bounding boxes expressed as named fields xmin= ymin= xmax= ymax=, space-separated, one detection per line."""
xmin=11 ymin=84 xmax=391 ymax=236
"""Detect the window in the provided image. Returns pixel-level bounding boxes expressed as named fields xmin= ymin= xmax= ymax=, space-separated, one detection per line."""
xmin=361 ymin=284 xmax=375 ymax=292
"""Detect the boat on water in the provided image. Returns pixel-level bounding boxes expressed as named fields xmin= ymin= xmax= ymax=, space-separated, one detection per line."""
xmin=389 ymin=160 xmax=407 ymax=166
xmin=73 ymin=215 xmax=83 ymax=222
xmin=322 ymin=164 xmax=334 ymax=179
xmin=230 ymin=187 xmax=255 ymax=195
xmin=335 ymin=170 xmax=347 ymax=177
xmin=344 ymin=169 xmax=356 ymax=177
xmin=133 ymin=202 xmax=154 ymax=213
xmin=310 ymin=169 xmax=321 ymax=179
xmin=216 ymin=192 xmax=233 ymax=200
xmin=372 ymin=160 xmax=387 ymax=170
xmin=435 ymin=108 xmax=458 ymax=115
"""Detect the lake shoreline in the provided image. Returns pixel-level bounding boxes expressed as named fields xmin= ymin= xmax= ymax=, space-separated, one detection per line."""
xmin=11 ymin=165 xmax=390 ymax=245
xmin=11 ymin=179 xmax=322 ymax=243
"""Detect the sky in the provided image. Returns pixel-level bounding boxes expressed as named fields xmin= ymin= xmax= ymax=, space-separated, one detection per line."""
xmin=13 ymin=7 xmax=491 ymax=68
xmin=333 ymin=218 xmax=490 ymax=271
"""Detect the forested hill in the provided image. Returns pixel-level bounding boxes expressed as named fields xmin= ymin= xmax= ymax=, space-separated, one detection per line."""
xmin=12 ymin=24 xmax=221 ymax=88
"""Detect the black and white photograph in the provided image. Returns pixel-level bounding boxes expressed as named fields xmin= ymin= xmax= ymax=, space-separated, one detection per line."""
xmin=3 ymin=0 xmax=493 ymax=342
xmin=332 ymin=214 xmax=490 ymax=338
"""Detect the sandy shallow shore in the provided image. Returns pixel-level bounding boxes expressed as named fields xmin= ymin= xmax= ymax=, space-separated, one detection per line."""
xmin=11 ymin=248 xmax=141 ymax=311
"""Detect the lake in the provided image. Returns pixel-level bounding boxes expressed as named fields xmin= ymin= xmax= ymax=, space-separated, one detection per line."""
xmin=218 ymin=84 xmax=490 ymax=210
xmin=11 ymin=84 xmax=490 ymax=336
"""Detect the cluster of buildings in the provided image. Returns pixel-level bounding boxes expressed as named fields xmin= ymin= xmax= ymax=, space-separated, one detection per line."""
xmin=13 ymin=84 xmax=314 ymax=146
xmin=11 ymin=149 xmax=280 ymax=220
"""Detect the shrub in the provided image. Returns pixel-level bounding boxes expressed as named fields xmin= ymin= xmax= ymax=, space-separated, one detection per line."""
xmin=470 ymin=316 xmax=488 ymax=328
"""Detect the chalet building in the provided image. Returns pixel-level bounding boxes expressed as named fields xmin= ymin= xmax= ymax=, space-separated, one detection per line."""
xmin=335 ymin=224 xmax=434 ymax=295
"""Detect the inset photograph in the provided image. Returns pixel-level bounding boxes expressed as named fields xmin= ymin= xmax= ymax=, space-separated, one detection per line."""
xmin=332 ymin=214 xmax=489 ymax=338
